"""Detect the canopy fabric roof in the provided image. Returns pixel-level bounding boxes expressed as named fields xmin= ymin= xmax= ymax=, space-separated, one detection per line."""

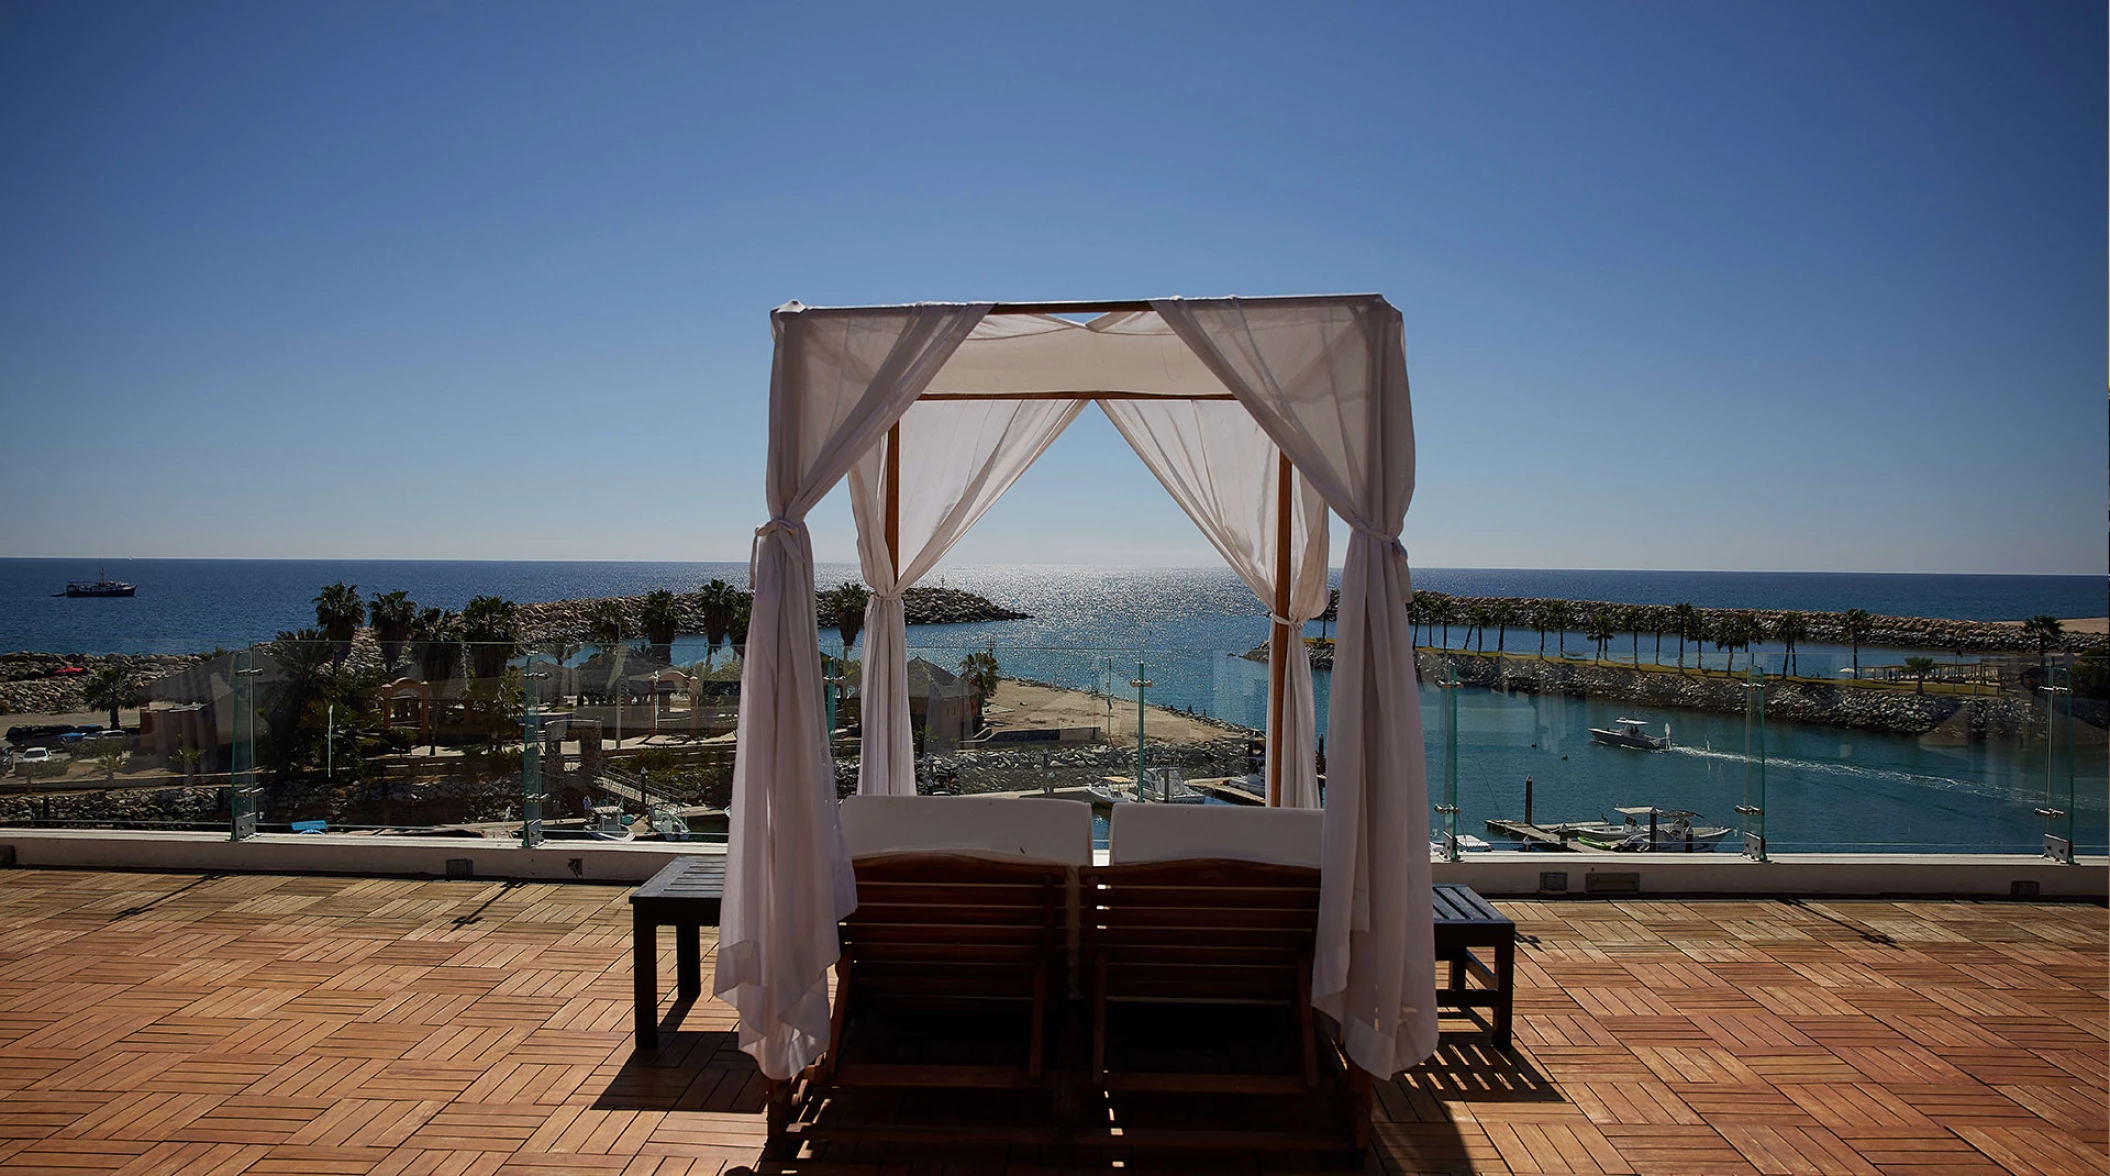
xmin=921 ymin=308 xmax=1237 ymax=398
xmin=714 ymin=294 xmax=1434 ymax=1086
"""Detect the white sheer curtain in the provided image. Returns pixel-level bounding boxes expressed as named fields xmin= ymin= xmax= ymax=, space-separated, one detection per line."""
xmin=1153 ymin=296 xmax=1434 ymax=1079
xmin=714 ymin=301 xmax=988 ymax=1081
xmin=1098 ymin=398 xmax=1329 ymax=808
xmin=847 ymin=398 xmax=1082 ymax=795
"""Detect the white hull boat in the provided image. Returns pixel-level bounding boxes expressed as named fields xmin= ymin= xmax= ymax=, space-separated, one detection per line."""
xmin=1589 ymin=718 xmax=1671 ymax=751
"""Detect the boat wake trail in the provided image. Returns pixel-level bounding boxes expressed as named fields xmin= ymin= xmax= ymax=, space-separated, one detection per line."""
xmin=1664 ymin=744 xmax=2005 ymax=799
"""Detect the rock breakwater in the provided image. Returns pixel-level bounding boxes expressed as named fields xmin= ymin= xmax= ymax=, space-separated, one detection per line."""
xmin=1403 ymin=594 xmax=2106 ymax=655
xmin=1424 ymin=652 xmax=2107 ymax=743
xmin=0 ymin=652 xmax=206 ymax=718
xmin=516 ymin=585 xmax=1026 ymax=644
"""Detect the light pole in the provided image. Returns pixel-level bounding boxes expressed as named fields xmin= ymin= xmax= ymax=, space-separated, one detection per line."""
xmin=1129 ymin=661 xmax=1151 ymax=798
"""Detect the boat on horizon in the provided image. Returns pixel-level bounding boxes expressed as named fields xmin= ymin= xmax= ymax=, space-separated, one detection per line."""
xmin=1589 ymin=717 xmax=1669 ymax=751
xmin=56 ymin=566 xmax=136 ymax=598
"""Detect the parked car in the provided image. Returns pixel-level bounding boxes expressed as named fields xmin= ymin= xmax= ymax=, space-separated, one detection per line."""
xmin=19 ymin=747 xmax=52 ymax=764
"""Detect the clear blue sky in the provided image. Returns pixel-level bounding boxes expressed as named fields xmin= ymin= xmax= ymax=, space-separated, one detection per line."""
xmin=1 ymin=1 xmax=2101 ymax=574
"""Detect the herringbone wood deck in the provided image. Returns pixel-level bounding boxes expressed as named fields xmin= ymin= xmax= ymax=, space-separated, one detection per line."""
xmin=0 ymin=870 xmax=2100 ymax=1175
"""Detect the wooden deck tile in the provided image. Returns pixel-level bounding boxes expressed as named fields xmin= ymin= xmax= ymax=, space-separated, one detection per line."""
xmin=0 ymin=871 xmax=2099 ymax=1176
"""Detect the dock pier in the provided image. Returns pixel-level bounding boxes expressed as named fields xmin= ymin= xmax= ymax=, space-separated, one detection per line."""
xmin=1483 ymin=819 xmax=1610 ymax=852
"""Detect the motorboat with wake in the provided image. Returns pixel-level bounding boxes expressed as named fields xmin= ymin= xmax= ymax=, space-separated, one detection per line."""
xmin=1589 ymin=717 xmax=1670 ymax=751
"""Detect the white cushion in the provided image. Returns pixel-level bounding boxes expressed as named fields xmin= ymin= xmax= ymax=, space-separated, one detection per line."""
xmin=1108 ymin=804 xmax=1323 ymax=869
xmin=840 ymin=794 xmax=1092 ymax=866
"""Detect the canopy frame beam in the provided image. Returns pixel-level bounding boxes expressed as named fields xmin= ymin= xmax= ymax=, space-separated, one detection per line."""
xmin=919 ymin=391 xmax=1239 ymax=402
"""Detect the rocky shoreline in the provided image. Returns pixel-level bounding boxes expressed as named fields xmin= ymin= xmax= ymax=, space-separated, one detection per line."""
xmin=0 ymin=652 xmax=205 ymax=718
xmin=1422 ymin=651 xmax=2107 ymax=743
xmin=1383 ymin=593 xmax=2108 ymax=655
xmin=514 ymin=584 xmax=1026 ymax=644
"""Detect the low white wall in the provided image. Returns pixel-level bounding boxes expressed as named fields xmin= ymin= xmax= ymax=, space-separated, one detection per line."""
xmin=0 ymin=829 xmax=709 ymax=883
xmin=1433 ymin=851 xmax=2107 ymax=900
xmin=0 ymin=830 xmax=2101 ymax=899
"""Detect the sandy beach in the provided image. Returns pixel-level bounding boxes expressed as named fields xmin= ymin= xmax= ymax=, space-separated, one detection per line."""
xmin=979 ymin=680 xmax=1244 ymax=746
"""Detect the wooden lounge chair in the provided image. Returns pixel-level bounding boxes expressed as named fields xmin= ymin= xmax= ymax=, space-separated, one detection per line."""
xmin=1082 ymin=805 xmax=1356 ymax=1151
xmin=782 ymin=795 xmax=1091 ymax=1148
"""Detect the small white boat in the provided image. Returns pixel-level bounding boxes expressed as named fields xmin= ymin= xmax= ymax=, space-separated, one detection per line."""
xmin=1087 ymin=771 xmax=1207 ymax=806
xmin=1086 ymin=779 xmax=1133 ymax=806
xmin=1589 ymin=717 xmax=1671 ymax=751
xmin=1573 ymin=807 xmax=1731 ymax=852
xmin=583 ymin=798 xmax=634 ymax=842
xmin=649 ymin=807 xmax=690 ymax=842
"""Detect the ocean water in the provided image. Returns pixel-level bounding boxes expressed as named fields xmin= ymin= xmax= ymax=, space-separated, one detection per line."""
xmin=3 ymin=559 xmax=2099 ymax=854
xmin=2 ymin=558 xmax=2099 ymax=656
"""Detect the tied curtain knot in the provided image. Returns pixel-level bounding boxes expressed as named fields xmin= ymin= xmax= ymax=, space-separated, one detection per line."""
xmin=1344 ymin=523 xmax=1411 ymax=604
xmin=750 ymin=516 xmax=807 ymax=582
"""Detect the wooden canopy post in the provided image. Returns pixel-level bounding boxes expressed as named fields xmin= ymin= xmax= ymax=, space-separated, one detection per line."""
xmin=1267 ymin=452 xmax=1292 ymax=807
xmin=885 ymin=423 xmax=901 ymax=580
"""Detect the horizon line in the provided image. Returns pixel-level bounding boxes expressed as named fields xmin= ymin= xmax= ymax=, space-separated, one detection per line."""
xmin=0 ymin=555 xmax=2101 ymax=579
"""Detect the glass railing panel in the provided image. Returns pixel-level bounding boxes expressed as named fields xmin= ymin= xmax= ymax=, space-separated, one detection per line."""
xmin=511 ymin=637 xmax=736 ymax=844
xmin=1413 ymin=594 xmax=2106 ymax=857
xmin=202 ymin=636 xmax=525 ymax=838
xmin=2 ymin=648 xmax=250 ymax=833
xmin=0 ymin=633 xmax=728 ymax=843
xmin=1420 ymin=639 xmax=1749 ymax=859
xmin=878 ymin=642 xmax=1275 ymax=848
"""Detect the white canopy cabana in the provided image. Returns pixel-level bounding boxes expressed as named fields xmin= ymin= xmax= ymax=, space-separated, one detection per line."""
xmin=713 ymin=295 xmax=1433 ymax=1085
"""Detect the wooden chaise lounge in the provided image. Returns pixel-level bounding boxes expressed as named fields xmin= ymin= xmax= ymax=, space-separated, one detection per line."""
xmin=777 ymin=794 xmax=1092 ymax=1150
xmin=1082 ymin=804 xmax=1361 ymax=1152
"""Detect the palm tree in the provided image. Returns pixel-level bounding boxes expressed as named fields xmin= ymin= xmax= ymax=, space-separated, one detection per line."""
xmin=1491 ymin=601 xmax=1516 ymax=655
xmin=1623 ymin=606 xmax=1646 ymax=666
xmin=266 ymin=628 xmax=338 ymax=776
xmin=1772 ymin=611 xmax=1808 ymax=678
xmin=1715 ymin=612 xmax=1755 ymax=673
xmin=412 ymin=607 xmax=462 ymax=683
xmin=1902 ymin=655 xmax=1938 ymax=694
xmin=1671 ymin=603 xmax=1704 ymax=671
xmin=959 ymin=649 xmax=1000 ymax=696
xmin=1541 ymin=600 xmax=1574 ymax=657
xmin=2022 ymin=615 xmax=2065 ymax=672
xmin=1841 ymin=608 xmax=1874 ymax=680
xmin=369 ymin=591 xmax=417 ymax=673
xmin=461 ymin=596 xmax=518 ymax=680
xmin=728 ymin=592 xmax=753 ymax=658
xmin=1463 ymin=602 xmax=1488 ymax=653
xmin=83 ymin=665 xmax=137 ymax=731
xmin=313 ymin=582 xmax=365 ymax=659
xmin=638 ymin=590 xmax=682 ymax=662
xmin=587 ymin=599 xmax=626 ymax=651
xmin=696 ymin=579 xmax=741 ymax=665
xmin=1418 ymin=594 xmax=1453 ymax=650
xmin=1584 ymin=610 xmax=1615 ymax=661
xmin=830 ymin=581 xmax=871 ymax=654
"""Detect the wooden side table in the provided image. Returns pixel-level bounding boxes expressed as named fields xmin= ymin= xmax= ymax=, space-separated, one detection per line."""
xmin=630 ymin=854 xmax=725 ymax=1052
xmin=1431 ymin=883 xmax=1515 ymax=1049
